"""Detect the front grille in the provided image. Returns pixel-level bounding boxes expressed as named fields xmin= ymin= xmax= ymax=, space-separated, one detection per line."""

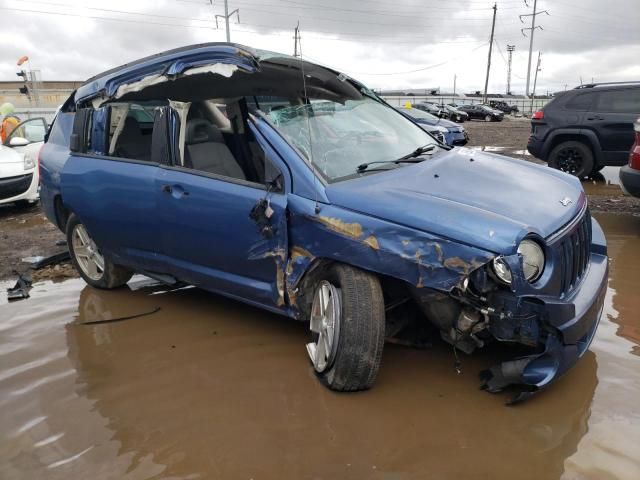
xmin=0 ymin=174 xmax=33 ymax=201
xmin=558 ymin=210 xmax=592 ymax=296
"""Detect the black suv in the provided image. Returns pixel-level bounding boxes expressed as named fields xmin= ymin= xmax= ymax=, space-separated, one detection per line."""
xmin=489 ymin=100 xmax=519 ymax=114
xmin=527 ymin=82 xmax=640 ymax=177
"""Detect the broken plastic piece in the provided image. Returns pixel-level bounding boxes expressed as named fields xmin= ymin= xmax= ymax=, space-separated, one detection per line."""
xmin=30 ymin=251 xmax=71 ymax=270
xmin=7 ymin=272 xmax=33 ymax=301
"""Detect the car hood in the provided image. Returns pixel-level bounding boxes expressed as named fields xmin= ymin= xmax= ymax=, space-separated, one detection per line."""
xmin=0 ymin=145 xmax=26 ymax=178
xmin=434 ymin=118 xmax=460 ymax=129
xmin=325 ymin=147 xmax=586 ymax=253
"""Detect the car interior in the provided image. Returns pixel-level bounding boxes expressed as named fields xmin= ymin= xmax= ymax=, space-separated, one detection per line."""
xmin=106 ymin=99 xmax=268 ymax=185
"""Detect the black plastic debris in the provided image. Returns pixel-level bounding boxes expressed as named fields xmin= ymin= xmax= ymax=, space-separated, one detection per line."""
xmin=78 ymin=307 xmax=161 ymax=325
xmin=22 ymin=251 xmax=71 ymax=270
xmin=7 ymin=272 xmax=33 ymax=301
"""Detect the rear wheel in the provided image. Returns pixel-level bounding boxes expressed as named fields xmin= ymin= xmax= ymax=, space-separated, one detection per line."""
xmin=306 ymin=264 xmax=385 ymax=392
xmin=67 ymin=214 xmax=133 ymax=289
xmin=548 ymin=141 xmax=594 ymax=178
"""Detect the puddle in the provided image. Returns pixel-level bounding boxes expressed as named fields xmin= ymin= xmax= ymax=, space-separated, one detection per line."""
xmin=1 ymin=213 xmax=639 ymax=479
xmin=511 ymin=149 xmax=532 ymax=156
xmin=581 ymin=167 xmax=623 ymax=198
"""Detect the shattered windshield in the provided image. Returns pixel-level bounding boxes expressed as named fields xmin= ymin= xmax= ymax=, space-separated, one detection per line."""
xmin=263 ymin=97 xmax=438 ymax=182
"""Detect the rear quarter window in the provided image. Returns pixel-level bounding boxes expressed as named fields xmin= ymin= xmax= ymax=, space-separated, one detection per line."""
xmin=564 ymin=92 xmax=595 ymax=111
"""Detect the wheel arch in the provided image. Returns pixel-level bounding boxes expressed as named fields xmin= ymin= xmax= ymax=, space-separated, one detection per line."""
xmin=543 ymin=129 xmax=603 ymax=164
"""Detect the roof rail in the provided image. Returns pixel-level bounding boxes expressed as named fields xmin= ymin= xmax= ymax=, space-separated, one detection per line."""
xmin=575 ymin=81 xmax=640 ymax=89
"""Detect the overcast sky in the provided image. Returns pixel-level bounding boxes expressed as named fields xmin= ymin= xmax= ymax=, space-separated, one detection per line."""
xmin=1 ymin=0 xmax=639 ymax=94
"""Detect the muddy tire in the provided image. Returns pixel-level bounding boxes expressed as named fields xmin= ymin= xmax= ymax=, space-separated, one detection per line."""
xmin=305 ymin=264 xmax=385 ymax=392
xmin=485 ymin=114 xmax=492 ymax=122
xmin=66 ymin=214 xmax=132 ymax=289
xmin=548 ymin=141 xmax=594 ymax=178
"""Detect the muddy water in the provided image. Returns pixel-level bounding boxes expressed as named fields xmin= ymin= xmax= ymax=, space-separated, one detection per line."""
xmin=1 ymin=214 xmax=639 ymax=480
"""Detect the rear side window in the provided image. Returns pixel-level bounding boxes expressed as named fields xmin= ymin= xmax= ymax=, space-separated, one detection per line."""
xmin=564 ymin=93 xmax=595 ymax=111
xmin=595 ymin=88 xmax=640 ymax=114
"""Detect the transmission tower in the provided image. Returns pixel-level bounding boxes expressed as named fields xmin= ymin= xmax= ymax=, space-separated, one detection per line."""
xmin=520 ymin=0 xmax=549 ymax=97
xmin=506 ymin=45 xmax=515 ymax=95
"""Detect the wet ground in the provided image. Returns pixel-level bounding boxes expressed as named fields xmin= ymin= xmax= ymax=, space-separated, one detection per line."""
xmin=1 ymin=211 xmax=639 ymax=480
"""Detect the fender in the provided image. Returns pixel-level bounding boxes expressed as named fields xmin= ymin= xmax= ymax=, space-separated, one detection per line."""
xmin=542 ymin=128 xmax=603 ymax=163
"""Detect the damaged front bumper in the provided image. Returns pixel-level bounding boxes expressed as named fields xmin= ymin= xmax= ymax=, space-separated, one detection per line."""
xmin=481 ymin=250 xmax=608 ymax=404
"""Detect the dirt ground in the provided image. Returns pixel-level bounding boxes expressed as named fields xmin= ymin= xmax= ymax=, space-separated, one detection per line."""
xmin=1 ymin=119 xmax=638 ymax=281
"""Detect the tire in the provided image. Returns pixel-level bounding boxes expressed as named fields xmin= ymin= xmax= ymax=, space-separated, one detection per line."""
xmin=548 ymin=141 xmax=594 ymax=178
xmin=66 ymin=214 xmax=133 ymax=289
xmin=305 ymin=264 xmax=385 ymax=392
xmin=485 ymin=115 xmax=492 ymax=122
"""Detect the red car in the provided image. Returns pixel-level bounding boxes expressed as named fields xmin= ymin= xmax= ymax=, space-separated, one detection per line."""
xmin=619 ymin=117 xmax=640 ymax=197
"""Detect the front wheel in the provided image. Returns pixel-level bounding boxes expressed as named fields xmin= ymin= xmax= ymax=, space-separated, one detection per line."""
xmin=67 ymin=214 xmax=133 ymax=289
xmin=485 ymin=114 xmax=492 ymax=122
xmin=306 ymin=264 xmax=385 ymax=392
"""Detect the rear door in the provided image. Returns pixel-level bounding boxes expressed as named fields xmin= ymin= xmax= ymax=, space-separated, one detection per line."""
xmin=61 ymin=103 xmax=166 ymax=272
xmin=590 ymin=88 xmax=640 ymax=165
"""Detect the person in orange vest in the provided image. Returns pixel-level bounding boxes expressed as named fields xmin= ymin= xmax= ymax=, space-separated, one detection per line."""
xmin=0 ymin=103 xmax=20 ymax=143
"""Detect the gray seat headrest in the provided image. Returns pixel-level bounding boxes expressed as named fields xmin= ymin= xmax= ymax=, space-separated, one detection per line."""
xmin=186 ymin=119 xmax=224 ymax=145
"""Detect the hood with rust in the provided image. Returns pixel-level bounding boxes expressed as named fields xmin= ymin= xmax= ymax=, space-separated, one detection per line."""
xmin=325 ymin=148 xmax=585 ymax=253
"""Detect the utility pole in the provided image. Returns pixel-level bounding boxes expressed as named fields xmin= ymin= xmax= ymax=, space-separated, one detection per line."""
xmin=293 ymin=22 xmax=301 ymax=57
xmin=530 ymin=51 xmax=541 ymax=114
xmin=506 ymin=45 xmax=515 ymax=95
xmin=483 ymin=3 xmax=497 ymax=104
xmin=214 ymin=0 xmax=240 ymax=42
xmin=520 ymin=0 xmax=549 ymax=97
xmin=453 ymin=74 xmax=457 ymax=96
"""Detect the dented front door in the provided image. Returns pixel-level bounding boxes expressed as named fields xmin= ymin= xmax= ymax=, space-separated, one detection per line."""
xmin=156 ymin=168 xmax=288 ymax=310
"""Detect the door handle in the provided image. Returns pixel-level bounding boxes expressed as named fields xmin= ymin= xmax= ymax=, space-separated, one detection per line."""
xmin=162 ymin=184 xmax=190 ymax=197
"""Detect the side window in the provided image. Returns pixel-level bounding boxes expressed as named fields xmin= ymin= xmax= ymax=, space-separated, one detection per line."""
xmin=181 ymin=99 xmax=280 ymax=189
xmin=107 ymin=103 xmax=157 ymax=161
xmin=564 ymin=92 xmax=595 ymax=111
xmin=595 ymin=89 xmax=640 ymax=114
xmin=4 ymin=117 xmax=47 ymax=146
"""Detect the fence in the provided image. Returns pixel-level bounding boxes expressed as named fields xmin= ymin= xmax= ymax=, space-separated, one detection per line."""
xmin=381 ymin=95 xmax=551 ymax=115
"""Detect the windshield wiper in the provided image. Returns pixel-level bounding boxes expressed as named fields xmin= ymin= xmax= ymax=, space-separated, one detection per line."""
xmin=356 ymin=144 xmax=437 ymax=173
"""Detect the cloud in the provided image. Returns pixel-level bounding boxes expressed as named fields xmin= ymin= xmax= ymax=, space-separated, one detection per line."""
xmin=0 ymin=0 xmax=638 ymax=94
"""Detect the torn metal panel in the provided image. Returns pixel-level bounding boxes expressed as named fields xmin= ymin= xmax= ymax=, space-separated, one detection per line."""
xmin=285 ymin=194 xmax=495 ymax=294
xmin=183 ymin=63 xmax=238 ymax=78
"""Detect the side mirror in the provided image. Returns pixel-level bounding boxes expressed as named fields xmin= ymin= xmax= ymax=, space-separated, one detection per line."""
xmin=266 ymin=172 xmax=284 ymax=193
xmin=9 ymin=136 xmax=29 ymax=147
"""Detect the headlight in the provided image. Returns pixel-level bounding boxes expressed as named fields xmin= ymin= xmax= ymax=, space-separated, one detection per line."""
xmin=492 ymin=239 xmax=545 ymax=284
xmin=519 ymin=239 xmax=545 ymax=281
xmin=23 ymin=155 xmax=35 ymax=171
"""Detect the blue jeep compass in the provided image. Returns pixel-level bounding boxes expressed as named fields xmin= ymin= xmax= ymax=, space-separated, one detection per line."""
xmin=39 ymin=43 xmax=608 ymax=403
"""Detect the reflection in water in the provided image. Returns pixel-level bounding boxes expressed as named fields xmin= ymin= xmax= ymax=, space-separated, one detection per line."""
xmin=1 ymin=213 xmax=640 ymax=479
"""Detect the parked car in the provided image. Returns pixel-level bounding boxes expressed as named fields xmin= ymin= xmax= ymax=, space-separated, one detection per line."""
xmin=458 ymin=104 xmax=504 ymax=122
xmin=396 ymin=106 xmax=468 ymax=146
xmin=619 ymin=117 xmax=640 ymax=197
xmin=40 ymin=43 xmax=607 ymax=402
xmin=440 ymin=104 xmax=468 ymax=123
xmin=414 ymin=102 xmax=448 ymax=119
xmin=527 ymin=82 xmax=640 ymax=177
xmin=0 ymin=117 xmax=47 ymax=206
xmin=489 ymin=100 xmax=519 ymax=114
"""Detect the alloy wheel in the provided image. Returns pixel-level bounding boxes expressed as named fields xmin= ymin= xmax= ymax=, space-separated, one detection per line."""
xmin=306 ymin=280 xmax=341 ymax=373
xmin=72 ymin=224 xmax=105 ymax=281
xmin=556 ymin=147 xmax=584 ymax=175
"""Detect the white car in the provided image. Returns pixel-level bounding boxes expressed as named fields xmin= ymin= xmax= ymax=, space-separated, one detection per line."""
xmin=0 ymin=117 xmax=47 ymax=206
